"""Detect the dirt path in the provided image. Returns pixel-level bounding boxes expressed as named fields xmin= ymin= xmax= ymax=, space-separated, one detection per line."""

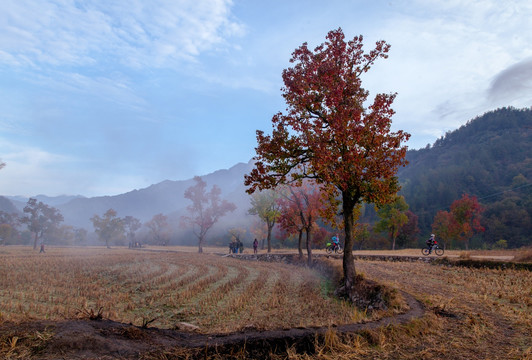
xmin=0 ymin=288 xmax=423 ymax=359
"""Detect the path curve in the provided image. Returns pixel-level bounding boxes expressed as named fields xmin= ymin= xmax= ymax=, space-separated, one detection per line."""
xmin=32 ymin=289 xmax=423 ymax=359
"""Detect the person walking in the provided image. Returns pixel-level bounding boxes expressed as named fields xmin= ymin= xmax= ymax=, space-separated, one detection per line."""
xmin=253 ymin=238 xmax=258 ymax=254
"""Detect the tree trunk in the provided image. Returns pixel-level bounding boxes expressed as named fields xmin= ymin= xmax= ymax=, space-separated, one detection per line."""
xmin=305 ymin=229 xmax=312 ymax=267
xmin=298 ymin=230 xmax=303 ymax=260
xmin=198 ymin=237 xmax=204 ymax=253
xmin=391 ymin=233 xmax=396 ymax=251
xmin=33 ymin=233 xmax=38 ymax=250
xmin=340 ymin=191 xmax=357 ymax=295
xmin=267 ymin=225 xmax=272 ymax=253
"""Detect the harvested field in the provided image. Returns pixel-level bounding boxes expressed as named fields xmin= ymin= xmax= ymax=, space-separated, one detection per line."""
xmin=0 ymin=247 xmax=363 ymax=333
xmin=0 ymin=246 xmax=530 ymax=359
xmin=288 ymin=258 xmax=531 ymax=360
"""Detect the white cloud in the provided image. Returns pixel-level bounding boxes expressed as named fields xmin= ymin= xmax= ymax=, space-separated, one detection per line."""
xmin=0 ymin=139 xmax=151 ymax=197
xmin=0 ymin=0 xmax=245 ymax=70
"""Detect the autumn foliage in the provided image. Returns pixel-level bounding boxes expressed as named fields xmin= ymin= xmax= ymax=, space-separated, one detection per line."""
xmin=432 ymin=193 xmax=485 ymax=249
xmin=245 ymin=28 xmax=409 ymax=295
xmin=277 ymin=182 xmax=328 ymax=264
xmin=181 ymin=176 xmax=236 ymax=253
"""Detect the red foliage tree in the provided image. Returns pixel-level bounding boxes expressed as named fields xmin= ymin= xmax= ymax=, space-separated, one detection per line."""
xmin=432 ymin=210 xmax=457 ymax=248
xmin=181 ymin=176 xmax=236 ymax=253
xmin=432 ymin=194 xmax=485 ymax=249
xmin=277 ymin=182 xmax=326 ymax=265
xmin=450 ymin=194 xmax=485 ymax=249
xmin=245 ymin=28 xmax=409 ymax=295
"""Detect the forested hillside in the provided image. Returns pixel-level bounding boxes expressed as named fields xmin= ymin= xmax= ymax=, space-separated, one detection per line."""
xmin=398 ymin=107 xmax=531 ymax=248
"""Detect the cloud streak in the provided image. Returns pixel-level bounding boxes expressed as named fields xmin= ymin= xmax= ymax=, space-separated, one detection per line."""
xmin=0 ymin=0 xmax=245 ymax=70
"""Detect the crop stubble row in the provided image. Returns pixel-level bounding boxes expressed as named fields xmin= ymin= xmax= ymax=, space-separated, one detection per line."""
xmin=0 ymin=247 xmax=358 ymax=333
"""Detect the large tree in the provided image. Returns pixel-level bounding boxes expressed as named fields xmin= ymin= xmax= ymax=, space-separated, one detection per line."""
xmin=245 ymin=28 xmax=409 ymax=297
xmin=248 ymin=189 xmax=281 ymax=253
xmin=21 ymin=198 xmax=64 ymax=249
xmin=181 ymin=176 xmax=236 ymax=253
xmin=90 ymin=209 xmax=125 ymax=248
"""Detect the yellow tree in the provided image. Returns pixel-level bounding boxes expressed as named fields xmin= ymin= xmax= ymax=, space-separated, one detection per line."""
xmin=374 ymin=195 xmax=409 ymax=250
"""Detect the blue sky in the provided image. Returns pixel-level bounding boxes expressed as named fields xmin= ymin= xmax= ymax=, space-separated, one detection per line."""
xmin=1 ymin=0 xmax=531 ymax=197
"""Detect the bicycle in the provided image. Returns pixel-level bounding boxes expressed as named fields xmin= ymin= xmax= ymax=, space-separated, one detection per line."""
xmin=422 ymin=243 xmax=444 ymax=256
xmin=326 ymin=242 xmax=343 ymax=254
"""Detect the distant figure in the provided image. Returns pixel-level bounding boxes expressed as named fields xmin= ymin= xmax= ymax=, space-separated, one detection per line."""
xmin=426 ymin=234 xmax=436 ymax=250
xmin=39 ymin=243 xmax=45 ymax=253
xmin=427 ymin=234 xmax=436 ymax=248
xmin=253 ymin=238 xmax=258 ymax=254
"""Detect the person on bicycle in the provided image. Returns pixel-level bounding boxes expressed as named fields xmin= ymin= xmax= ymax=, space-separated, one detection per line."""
xmin=426 ymin=234 xmax=436 ymax=253
xmin=332 ymin=235 xmax=340 ymax=250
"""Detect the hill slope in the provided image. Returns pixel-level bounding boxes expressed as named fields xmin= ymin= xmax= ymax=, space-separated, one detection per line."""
xmin=56 ymin=161 xmax=253 ymax=229
xmin=398 ymin=107 xmax=531 ymax=247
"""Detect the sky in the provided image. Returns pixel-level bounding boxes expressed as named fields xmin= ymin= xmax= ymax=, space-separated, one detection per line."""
xmin=0 ymin=0 xmax=531 ymax=197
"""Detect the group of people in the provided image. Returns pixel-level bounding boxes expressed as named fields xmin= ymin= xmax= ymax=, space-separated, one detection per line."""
xmin=227 ymin=234 xmax=438 ymax=254
xmin=229 ymin=238 xmax=260 ymax=254
xmin=229 ymin=239 xmax=244 ymax=254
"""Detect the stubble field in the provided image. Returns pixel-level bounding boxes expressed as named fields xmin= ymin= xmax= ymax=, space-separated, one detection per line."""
xmin=0 ymin=246 xmax=530 ymax=359
xmin=0 ymin=247 xmax=361 ymax=333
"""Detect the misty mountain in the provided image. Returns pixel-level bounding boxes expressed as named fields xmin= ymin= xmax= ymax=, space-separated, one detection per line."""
xmin=3 ymin=107 xmax=529 ymax=248
xmin=0 ymin=196 xmax=19 ymax=214
xmin=6 ymin=195 xmax=85 ymax=212
xmin=55 ymin=161 xmax=255 ymax=229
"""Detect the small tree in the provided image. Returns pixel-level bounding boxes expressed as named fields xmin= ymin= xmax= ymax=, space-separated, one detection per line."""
xmin=248 ymin=189 xmax=281 ymax=253
xmin=74 ymin=228 xmax=88 ymax=244
xmin=432 ymin=210 xmax=456 ymax=249
xmin=0 ymin=211 xmax=19 ymax=245
xmin=277 ymin=191 xmax=305 ymax=258
xmin=278 ymin=182 xmax=326 ymax=265
xmin=90 ymin=209 xmax=124 ymax=248
xmin=245 ymin=28 xmax=409 ymax=296
xmin=145 ymin=213 xmax=169 ymax=245
xmin=432 ymin=194 xmax=485 ymax=249
xmin=450 ymin=194 xmax=485 ymax=250
xmin=396 ymin=210 xmax=420 ymax=248
xmin=374 ymin=195 xmax=409 ymax=250
xmin=181 ymin=176 xmax=236 ymax=253
xmin=123 ymin=216 xmax=142 ymax=246
xmin=21 ymin=198 xmax=64 ymax=249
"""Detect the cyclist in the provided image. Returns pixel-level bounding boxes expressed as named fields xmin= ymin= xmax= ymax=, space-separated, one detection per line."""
xmin=331 ymin=235 xmax=340 ymax=250
xmin=426 ymin=234 xmax=436 ymax=254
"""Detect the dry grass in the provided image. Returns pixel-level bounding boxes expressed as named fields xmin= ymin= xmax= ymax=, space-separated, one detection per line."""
xmin=0 ymin=246 xmax=364 ymax=334
xmin=1 ymin=246 xmax=530 ymax=359
xmin=281 ymin=259 xmax=532 ymax=360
